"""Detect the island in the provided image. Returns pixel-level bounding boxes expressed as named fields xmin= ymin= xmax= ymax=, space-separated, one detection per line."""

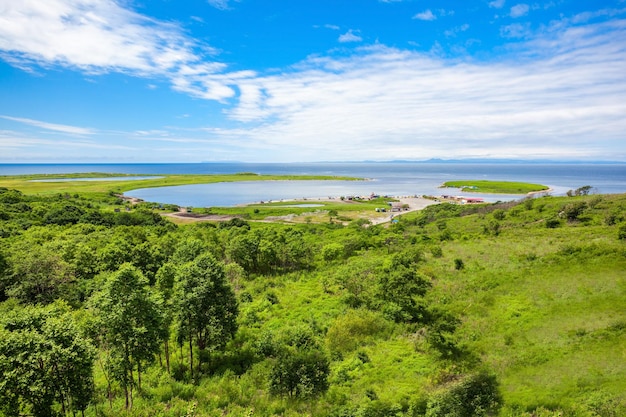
xmin=441 ymin=179 xmax=550 ymax=194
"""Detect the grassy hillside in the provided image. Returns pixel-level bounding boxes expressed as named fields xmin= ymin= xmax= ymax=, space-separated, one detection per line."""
xmin=0 ymin=185 xmax=624 ymax=416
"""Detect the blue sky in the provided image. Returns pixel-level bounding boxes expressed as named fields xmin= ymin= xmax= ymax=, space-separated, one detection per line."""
xmin=0 ymin=0 xmax=625 ymax=163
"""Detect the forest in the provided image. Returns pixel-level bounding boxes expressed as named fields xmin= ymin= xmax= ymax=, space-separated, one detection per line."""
xmin=0 ymin=182 xmax=624 ymax=416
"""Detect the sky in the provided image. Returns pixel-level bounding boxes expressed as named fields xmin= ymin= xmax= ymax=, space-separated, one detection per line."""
xmin=0 ymin=0 xmax=625 ymax=163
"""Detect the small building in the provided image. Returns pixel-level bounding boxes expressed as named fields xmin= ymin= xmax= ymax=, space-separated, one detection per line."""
xmin=461 ymin=197 xmax=485 ymax=204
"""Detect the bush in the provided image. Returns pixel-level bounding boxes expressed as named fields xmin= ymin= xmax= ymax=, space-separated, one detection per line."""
xmin=545 ymin=218 xmax=560 ymax=228
xmin=492 ymin=209 xmax=506 ymax=220
xmin=326 ymin=310 xmax=389 ymax=355
xmin=269 ymin=348 xmax=330 ymax=399
xmin=322 ymin=242 xmax=344 ymax=262
xmin=454 ymin=258 xmax=465 ymax=270
xmin=561 ymin=201 xmax=587 ymax=221
xmin=426 ymin=372 xmax=502 ymax=417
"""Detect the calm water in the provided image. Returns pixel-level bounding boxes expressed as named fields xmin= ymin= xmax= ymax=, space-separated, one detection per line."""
xmin=2 ymin=162 xmax=625 ymax=207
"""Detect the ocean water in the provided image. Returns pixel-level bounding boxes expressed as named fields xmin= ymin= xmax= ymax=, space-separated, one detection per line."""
xmin=1 ymin=162 xmax=625 ymax=207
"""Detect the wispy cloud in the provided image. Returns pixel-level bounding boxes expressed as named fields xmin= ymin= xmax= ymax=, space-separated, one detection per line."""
xmin=500 ymin=22 xmax=532 ymax=38
xmin=0 ymin=130 xmax=134 ymax=162
xmin=445 ymin=24 xmax=470 ymax=38
xmin=339 ymin=30 xmax=363 ymax=43
xmin=207 ymin=0 xmax=237 ymax=11
xmin=0 ymin=115 xmax=95 ymax=135
xmin=489 ymin=0 xmax=506 ymax=9
xmin=572 ymin=7 xmax=626 ymax=24
xmin=212 ymin=19 xmax=626 ymax=161
xmin=1 ymin=2 xmax=625 ymax=162
xmin=510 ymin=4 xmax=530 ymax=18
xmin=0 ymin=0 xmax=199 ymax=73
xmin=413 ymin=10 xmax=436 ymax=21
xmin=0 ymin=0 xmax=238 ymax=101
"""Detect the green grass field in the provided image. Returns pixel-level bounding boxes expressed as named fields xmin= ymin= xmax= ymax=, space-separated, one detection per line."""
xmin=442 ymin=180 xmax=549 ymax=194
xmin=0 ymin=172 xmax=361 ymax=196
xmin=0 ymin=177 xmax=624 ymax=416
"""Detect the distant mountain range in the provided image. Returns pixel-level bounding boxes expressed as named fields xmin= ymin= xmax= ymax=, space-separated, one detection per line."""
xmin=358 ymin=158 xmax=626 ymax=164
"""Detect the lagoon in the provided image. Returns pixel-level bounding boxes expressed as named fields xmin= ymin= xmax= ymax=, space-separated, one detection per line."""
xmin=2 ymin=162 xmax=626 ymax=207
xmin=121 ymin=163 xmax=626 ymax=207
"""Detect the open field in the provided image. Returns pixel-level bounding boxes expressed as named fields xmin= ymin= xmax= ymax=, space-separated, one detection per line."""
xmin=441 ymin=180 xmax=550 ymax=194
xmin=0 ymin=172 xmax=361 ymax=197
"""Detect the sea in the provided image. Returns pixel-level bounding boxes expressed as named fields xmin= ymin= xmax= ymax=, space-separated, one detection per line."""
xmin=2 ymin=162 xmax=626 ymax=207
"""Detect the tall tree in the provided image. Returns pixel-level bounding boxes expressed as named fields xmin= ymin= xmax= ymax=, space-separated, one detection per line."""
xmin=175 ymin=253 xmax=238 ymax=379
xmin=89 ymin=264 xmax=164 ymax=409
xmin=0 ymin=303 xmax=95 ymax=417
xmin=155 ymin=262 xmax=178 ymax=374
xmin=7 ymin=245 xmax=75 ymax=305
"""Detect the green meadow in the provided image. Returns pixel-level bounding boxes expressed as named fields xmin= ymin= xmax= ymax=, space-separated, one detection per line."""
xmin=442 ymin=180 xmax=550 ymax=194
xmin=0 ymin=172 xmax=361 ymax=197
xmin=0 ymin=176 xmax=624 ymax=416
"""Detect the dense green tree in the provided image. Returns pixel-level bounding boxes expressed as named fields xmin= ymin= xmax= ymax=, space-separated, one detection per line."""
xmin=378 ymin=252 xmax=431 ymax=323
xmin=0 ymin=188 xmax=26 ymax=204
xmin=226 ymin=232 xmax=259 ymax=273
xmin=269 ymin=348 xmax=330 ymax=399
xmin=175 ymin=253 xmax=238 ymax=379
xmin=171 ymin=238 xmax=207 ymax=264
xmin=278 ymin=228 xmax=313 ymax=271
xmin=43 ymin=203 xmax=85 ymax=226
xmin=321 ymin=242 xmax=344 ymax=262
xmin=155 ymin=262 xmax=178 ymax=373
xmin=0 ymin=303 xmax=95 ymax=417
xmin=7 ymin=245 xmax=75 ymax=305
xmin=89 ymin=264 xmax=165 ymax=409
xmin=426 ymin=372 xmax=502 ymax=417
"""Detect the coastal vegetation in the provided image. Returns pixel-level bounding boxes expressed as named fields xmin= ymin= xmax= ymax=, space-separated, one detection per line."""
xmin=0 ymin=172 xmax=362 ymax=197
xmin=441 ymin=180 xmax=549 ymax=194
xmin=0 ymin=177 xmax=624 ymax=416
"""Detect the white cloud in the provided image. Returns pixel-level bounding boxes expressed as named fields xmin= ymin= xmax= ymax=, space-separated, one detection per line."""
xmin=0 ymin=0 xmax=238 ymax=101
xmin=209 ymin=19 xmax=626 ymax=161
xmin=572 ymin=7 xmax=626 ymax=24
xmin=207 ymin=0 xmax=232 ymax=10
xmin=0 ymin=0 xmax=197 ymax=73
xmin=489 ymin=0 xmax=506 ymax=9
xmin=339 ymin=30 xmax=363 ymax=43
xmin=445 ymin=24 xmax=470 ymax=38
xmin=510 ymin=4 xmax=530 ymax=18
xmin=1 ymin=1 xmax=625 ymax=162
xmin=500 ymin=22 xmax=532 ymax=38
xmin=413 ymin=10 xmax=436 ymax=21
xmin=0 ymin=115 xmax=95 ymax=135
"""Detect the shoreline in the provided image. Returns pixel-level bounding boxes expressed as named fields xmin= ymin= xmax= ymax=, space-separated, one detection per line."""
xmin=165 ymin=195 xmax=439 ymax=225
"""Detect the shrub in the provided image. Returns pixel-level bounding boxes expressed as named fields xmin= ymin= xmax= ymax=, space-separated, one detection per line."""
xmin=426 ymin=372 xmax=502 ymax=417
xmin=545 ymin=218 xmax=560 ymax=228
xmin=492 ymin=209 xmax=505 ymax=220
xmin=326 ymin=310 xmax=389 ymax=355
xmin=269 ymin=348 xmax=330 ymax=399
xmin=618 ymin=224 xmax=626 ymax=241
xmin=322 ymin=242 xmax=344 ymax=262
xmin=454 ymin=258 xmax=465 ymax=270
xmin=561 ymin=201 xmax=587 ymax=221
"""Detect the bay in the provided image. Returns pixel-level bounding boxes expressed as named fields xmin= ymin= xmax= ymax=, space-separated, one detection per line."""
xmin=1 ymin=162 xmax=625 ymax=207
